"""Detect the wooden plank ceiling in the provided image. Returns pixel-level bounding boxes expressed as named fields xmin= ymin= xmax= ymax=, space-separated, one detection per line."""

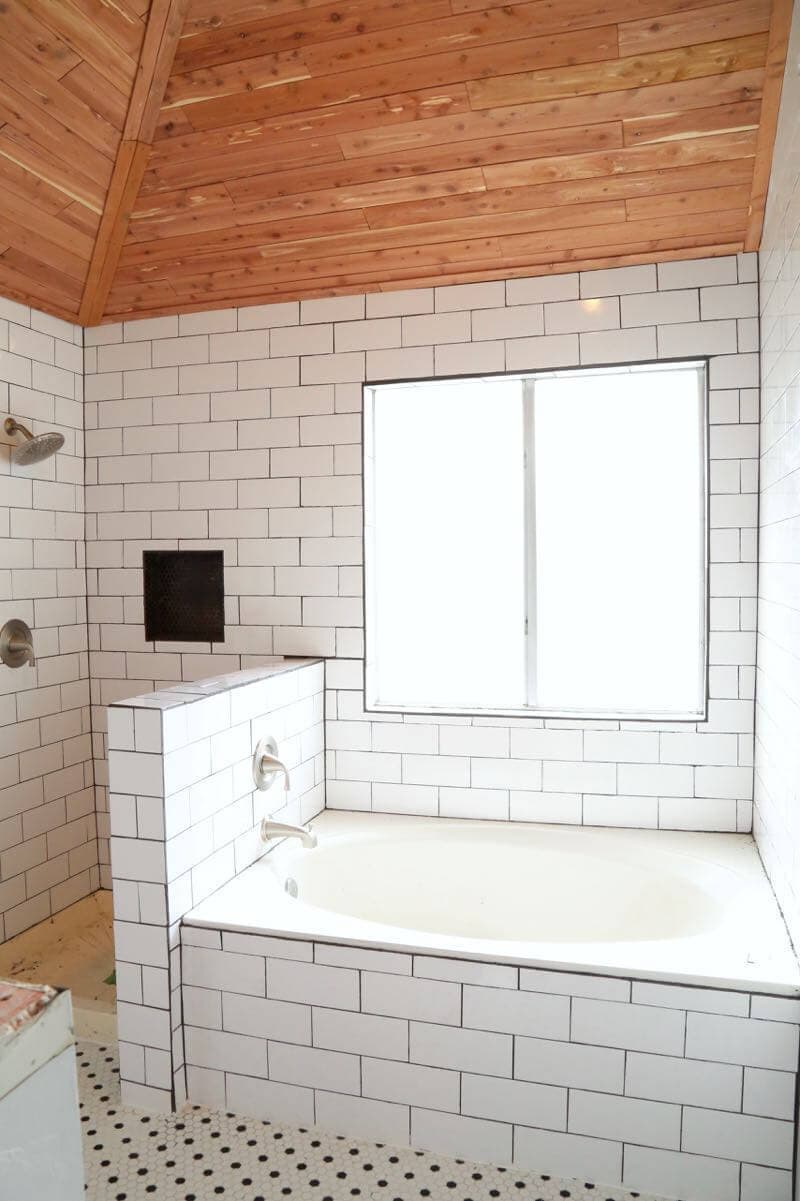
xmin=0 ymin=0 xmax=151 ymax=321
xmin=0 ymin=0 xmax=793 ymax=324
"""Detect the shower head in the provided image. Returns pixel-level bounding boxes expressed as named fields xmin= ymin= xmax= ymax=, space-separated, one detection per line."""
xmin=4 ymin=417 xmax=64 ymax=466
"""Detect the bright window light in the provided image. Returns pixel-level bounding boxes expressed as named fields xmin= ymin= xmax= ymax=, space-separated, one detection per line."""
xmin=364 ymin=361 xmax=707 ymax=719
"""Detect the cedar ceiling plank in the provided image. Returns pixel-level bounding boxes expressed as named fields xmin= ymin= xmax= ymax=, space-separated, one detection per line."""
xmin=80 ymin=0 xmax=191 ymax=324
xmin=230 ymin=167 xmax=489 ymax=227
xmin=59 ymin=200 xmax=102 ymax=238
xmin=126 ymin=183 xmax=237 ymax=242
xmin=0 ymin=4 xmax=83 ymax=79
xmin=164 ymin=48 xmax=310 ymax=112
xmin=0 ymin=42 xmax=121 ymax=157
xmin=0 ymin=128 xmax=106 ymax=211
xmin=61 ymin=62 xmax=132 ymax=132
xmin=102 ymin=239 xmax=745 ymax=320
xmin=625 ymin=181 xmax=752 ymax=219
xmin=0 ymin=260 xmax=80 ymax=321
xmin=123 ymin=171 xmax=486 ymax=260
xmin=297 ymin=0 xmax=747 ymax=78
xmin=115 ymin=198 xmax=631 ymax=285
xmin=617 ymin=0 xmax=771 ymax=57
xmin=173 ymin=0 xmax=453 ymax=73
xmin=182 ymin=0 xmax=379 ymax=37
xmin=1 ymin=245 xmax=84 ymax=302
xmin=102 ymin=237 xmax=745 ymax=319
xmin=176 ymin=24 xmax=620 ymax=130
xmin=622 ymin=99 xmax=761 ymax=146
xmin=18 ymin=0 xmax=140 ymax=93
xmin=745 ymin=0 xmax=794 ymax=250
xmin=138 ymin=133 xmax=345 ymax=195
xmin=467 ymin=33 xmax=769 ymax=109
xmin=0 ymin=213 xmax=89 ymax=281
xmin=133 ymin=209 xmax=748 ymax=296
xmin=150 ymin=86 xmax=471 ymax=160
xmin=73 ymin=0 xmax=148 ymax=60
xmin=482 ymin=128 xmax=758 ymax=189
xmin=0 ymin=84 xmax=116 ymax=187
xmin=338 ymin=70 xmax=764 ymax=160
xmin=0 ymin=153 xmax=76 ymax=215
xmin=223 ymin=122 xmax=625 ymax=207
xmin=120 ymin=209 xmax=371 ymax=268
xmin=0 ymin=180 xmax=95 ymax=259
xmin=365 ymin=158 xmax=757 ymax=230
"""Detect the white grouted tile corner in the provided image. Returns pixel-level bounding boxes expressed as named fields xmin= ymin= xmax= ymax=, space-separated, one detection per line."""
xmin=83 ymin=255 xmax=760 ymax=861
xmin=754 ymin=1 xmax=800 ymax=952
xmin=0 ymin=297 xmax=97 ymax=945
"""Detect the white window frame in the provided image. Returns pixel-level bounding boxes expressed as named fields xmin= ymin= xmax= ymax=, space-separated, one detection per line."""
xmin=363 ymin=359 xmax=709 ymax=723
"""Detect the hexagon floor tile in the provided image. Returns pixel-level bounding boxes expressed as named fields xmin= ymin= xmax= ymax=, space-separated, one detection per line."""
xmin=77 ymin=1041 xmax=669 ymax=1201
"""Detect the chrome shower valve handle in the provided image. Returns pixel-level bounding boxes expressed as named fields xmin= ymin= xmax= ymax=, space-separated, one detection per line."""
xmin=252 ymin=736 xmax=291 ymax=791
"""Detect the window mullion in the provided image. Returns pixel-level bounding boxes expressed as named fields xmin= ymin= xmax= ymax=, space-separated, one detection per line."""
xmin=523 ymin=378 xmax=538 ymax=709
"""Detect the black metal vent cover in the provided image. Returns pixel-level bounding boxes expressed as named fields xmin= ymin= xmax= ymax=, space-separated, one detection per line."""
xmin=143 ymin=550 xmax=224 ymax=643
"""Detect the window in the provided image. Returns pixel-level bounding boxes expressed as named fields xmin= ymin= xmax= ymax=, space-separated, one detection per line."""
xmin=364 ymin=360 xmax=707 ymax=720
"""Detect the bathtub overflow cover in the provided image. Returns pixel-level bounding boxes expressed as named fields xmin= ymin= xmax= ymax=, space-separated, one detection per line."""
xmin=285 ymin=877 xmax=298 ymax=898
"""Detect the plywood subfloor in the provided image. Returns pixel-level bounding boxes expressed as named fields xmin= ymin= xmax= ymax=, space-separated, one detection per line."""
xmin=0 ymin=892 xmax=116 ymax=1042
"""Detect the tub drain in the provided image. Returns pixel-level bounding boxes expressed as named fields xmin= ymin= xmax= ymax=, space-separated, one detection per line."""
xmin=285 ymin=877 xmax=298 ymax=898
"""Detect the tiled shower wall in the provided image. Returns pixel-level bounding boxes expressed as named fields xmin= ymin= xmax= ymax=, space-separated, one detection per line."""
xmin=84 ymin=254 xmax=759 ymax=871
xmin=755 ymin=6 xmax=800 ymax=952
xmin=0 ymin=296 xmax=96 ymax=944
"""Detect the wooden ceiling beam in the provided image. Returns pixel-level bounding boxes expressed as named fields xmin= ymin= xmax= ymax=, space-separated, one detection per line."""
xmin=78 ymin=0 xmax=189 ymax=326
xmin=744 ymin=0 xmax=794 ymax=250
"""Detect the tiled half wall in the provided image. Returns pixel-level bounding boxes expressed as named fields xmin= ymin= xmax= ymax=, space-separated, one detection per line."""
xmin=106 ymin=658 xmax=324 ymax=1110
xmin=179 ymin=925 xmax=800 ymax=1201
xmin=84 ymin=253 xmax=761 ymax=869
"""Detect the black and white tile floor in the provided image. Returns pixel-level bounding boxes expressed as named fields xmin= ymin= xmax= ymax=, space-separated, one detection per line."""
xmin=77 ymin=1042 xmax=667 ymax=1201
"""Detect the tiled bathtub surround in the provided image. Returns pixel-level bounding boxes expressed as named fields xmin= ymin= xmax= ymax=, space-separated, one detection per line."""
xmin=180 ymin=927 xmax=800 ymax=1201
xmin=755 ymin=6 xmax=800 ymax=952
xmin=84 ymin=254 xmax=760 ymax=857
xmin=106 ymin=658 xmax=324 ymax=1109
xmin=0 ymin=296 xmax=96 ymax=944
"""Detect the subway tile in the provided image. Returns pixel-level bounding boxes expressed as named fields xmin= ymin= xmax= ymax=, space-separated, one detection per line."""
xmin=411 ymin=1107 xmax=512 ymax=1164
xmin=362 ymin=1057 xmax=459 ymax=1111
xmin=625 ymin=1051 xmax=742 ymax=1110
xmin=623 ymin=1145 xmax=739 ymax=1201
xmin=513 ymin=1127 xmax=621 ymax=1183
xmin=362 ymin=973 xmax=460 ymax=1025
xmin=312 ymin=1008 xmax=408 ymax=1059
xmin=267 ymin=958 xmax=359 ymax=1010
xmin=515 ymin=1036 xmax=624 ymax=1093
xmin=571 ymin=997 xmax=685 ymax=1054
xmin=315 ymin=1091 xmax=410 ymax=1144
xmin=681 ymin=1106 xmax=793 ymax=1168
xmin=462 ymin=985 xmax=569 ymax=1039
xmin=685 ymin=1012 xmax=799 ymax=1069
xmin=569 ymin=1089 xmax=681 ymax=1150
xmin=410 ymin=1021 xmax=512 ymax=1076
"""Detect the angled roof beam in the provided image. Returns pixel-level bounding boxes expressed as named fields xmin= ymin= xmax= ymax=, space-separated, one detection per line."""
xmin=745 ymin=0 xmax=794 ymax=251
xmin=79 ymin=0 xmax=188 ymax=325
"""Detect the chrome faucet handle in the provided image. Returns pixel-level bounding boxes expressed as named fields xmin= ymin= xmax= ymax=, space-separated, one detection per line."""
xmin=252 ymin=737 xmax=291 ymax=791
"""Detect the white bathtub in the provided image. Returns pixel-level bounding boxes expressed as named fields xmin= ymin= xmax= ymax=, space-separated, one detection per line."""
xmin=187 ymin=810 xmax=800 ymax=994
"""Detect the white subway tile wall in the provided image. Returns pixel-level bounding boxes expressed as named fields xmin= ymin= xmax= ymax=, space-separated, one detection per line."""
xmin=180 ymin=926 xmax=799 ymax=1201
xmin=0 ymin=297 xmax=96 ymax=943
xmin=755 ymin=5 xmax=800 ymax=951
xmin=82 ymin=256 xmax=760 ymax=866
xmin=107 ymin=659 xmax=324 ymax=1109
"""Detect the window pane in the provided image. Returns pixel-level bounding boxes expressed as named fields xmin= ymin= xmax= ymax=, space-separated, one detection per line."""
xmin=532 ymin=364 xmax=705 ymax=715
xmin=367 ymin=379 xmax=526 ymax=709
